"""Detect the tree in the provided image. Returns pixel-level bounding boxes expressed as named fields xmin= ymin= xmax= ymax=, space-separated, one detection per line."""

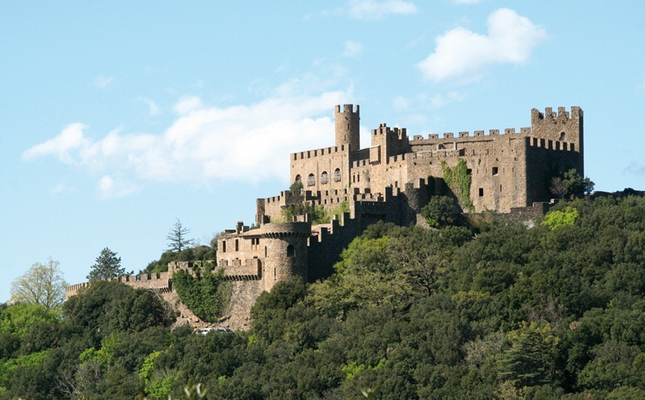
xmin=10 ymin=258 xmax=67 ymax=311
xmin=420 ymin=195 xmax=456 ymax=227
xmin=87 ymin=248 xmax=124 ymax=281
xmin=166 ymin=219 xmax=195 ymax=252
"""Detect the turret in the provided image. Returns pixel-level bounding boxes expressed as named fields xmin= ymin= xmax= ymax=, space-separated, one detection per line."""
xmin=335 ymin=104 xmax=360 ymax=152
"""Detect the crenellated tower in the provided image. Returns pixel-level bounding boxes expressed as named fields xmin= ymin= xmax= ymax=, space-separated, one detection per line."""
xmin=335 ymin=104 xmax=360 ymax=152
xmin=531 ymin=106 xmax=584 ymax=176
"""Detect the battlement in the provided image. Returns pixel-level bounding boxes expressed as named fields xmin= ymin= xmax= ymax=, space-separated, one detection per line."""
xmin=291 ymin=145 xmax=347 ymax=160
xmin=531 ymin=106 xmax=582 ymax=122
xmin=371 ymin=123 xmax=407 ymax=138
xmin=409 ymin=127 xmax=532 ymax=144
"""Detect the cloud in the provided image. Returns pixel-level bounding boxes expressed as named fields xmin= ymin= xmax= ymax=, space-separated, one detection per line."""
xmin=393 ymin=96 xmax=409 ymax=111
xmin=417 ymin=8 xmax=547 ymax=83
xmin=22 ymin=123 xmax=90 ymax=163
xmin=94 ymin=75 xmax=113 ymax=89
xmin=97 ymin=175 xmax=138 ymax=199
xmin=346 ymin=0 xmax=417 ymax=20
xmin=424 ymin=91 xmax=466 ymax=109
xmin=23 ymin=91 xmax=350 ymax=194
xmin=343 ymin=40 xmax=364 ymax=57
xmin=174 ymin=96 xmax=203 ymax=115
xmin=625 ymin=162 xmax=645 ymax=178
xmin=141 ymin=98 xmax=161 ymax=116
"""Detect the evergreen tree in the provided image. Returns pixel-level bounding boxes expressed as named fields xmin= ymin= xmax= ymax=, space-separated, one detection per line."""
xmin=86 ymin=247 xmax=124 ymax=281
xmin=166 ymin=218 xmax=195 ymax=252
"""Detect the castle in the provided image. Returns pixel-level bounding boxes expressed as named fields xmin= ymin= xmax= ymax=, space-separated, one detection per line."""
xmin=66 ymin=104 xmax=584 ymax=330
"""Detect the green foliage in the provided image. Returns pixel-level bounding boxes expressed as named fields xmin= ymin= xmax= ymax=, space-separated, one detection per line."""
xmin=551 ymin=169 xmax=595 ymax=198
xmin=140 ymin=350 xmax=174 ymax=399
xmin=498 ymin=322 xmax=561 ymax=388
xmin=289 ymin=180 xmax=303 ymax=193
xmin=10 ymin=258 xmax=67 ymax=311
xmin=541 ymin=205 xmax=579 ymax=230
xmin=421 ymin=195 xmax=456 ymax=227
xmin=144 ymin=245 xmax=217 ymax=274
xmin=87 ymin=247 xmax=124 ymax=281
xmin=0 ymin=302 xmax=58 ymax=338
xmin=441 ymin=158 xmax=473 ymax=211
xmin=0 ymin=349 xmax=50 ymax=391
xmin=167 ymin=218 xmax=196 ymax=252
xmin=4 ymin=193 xmax=645 ymax=399
xmin=173 ymin=268 xmax=230 ymax=323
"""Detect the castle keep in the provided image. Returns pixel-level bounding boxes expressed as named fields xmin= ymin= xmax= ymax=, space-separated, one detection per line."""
xmin=67 ymin=105 xmax=584 ymax=330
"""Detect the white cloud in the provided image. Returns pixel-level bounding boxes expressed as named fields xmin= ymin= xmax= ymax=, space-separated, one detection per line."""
xmin=97 ymin=175 xmax=138 ymax=199
xmin=50 ymin=182 xmax=65 ymax=195
xmin=23 ymin=91 xmax=350 ymax=195
xmin=174 ymin=96 xmax=203 ymax=115
xmin=141 ymin=98 xmax=161 ymax=116
xmin=393 ymin=95 xmax=409 ymax=110
xmin=94 ymin=75 xmax=113 ymax=89
xmin=425 ymin=91 xmax=466 ymax=109
xmin=343 ymin=40 xmax=364 ymax=57
xmin=346 ymin=0 xmax=417 ymax=20
xmin=417 ymin=8 xmax=547 ymax=83
xmin=22 ymin=123 xmax=89 ymax=163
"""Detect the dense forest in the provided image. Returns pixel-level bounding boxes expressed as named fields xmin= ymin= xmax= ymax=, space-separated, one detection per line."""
xmin=2 ymin=194 xmax=645 ymax=399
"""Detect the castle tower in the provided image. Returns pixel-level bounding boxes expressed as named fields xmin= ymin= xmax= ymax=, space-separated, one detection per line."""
xmin=260 ymin=222 xmax=310 ymax=292
xmin=335 ymin=104 xmax=360 ymax=152
xmin=530 ymin=106 xmax=584 ymax=176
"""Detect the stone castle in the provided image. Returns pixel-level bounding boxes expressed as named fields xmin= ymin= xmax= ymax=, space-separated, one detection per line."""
xmin=66 ymin=104 xmax=584 ymax=330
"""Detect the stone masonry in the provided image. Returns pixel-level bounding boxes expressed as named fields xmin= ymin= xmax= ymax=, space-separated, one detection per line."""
xmin=66 ymin=104 xmax=584 ymax=330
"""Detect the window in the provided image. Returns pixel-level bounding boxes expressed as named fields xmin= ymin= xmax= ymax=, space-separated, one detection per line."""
xmin=264 ymin=246 xmax=267 ymax=257
xmin=334 ymin=168 xmax=341 ymax=182
xmin=321 ymin=171 xmax=329 ymax=184
xmin=287 ymin=245 xmax=295 ymax=257
xmin=222 ymin=241 xmax=226 ymax=253
xmin=559 ymin=132 xmax=565 ymax=141
xmin=295 ymin=175 xmax=301 ymax=183
xmin=479 ymin=188 xmax=484 ymax=197
xmin=307 ymin=174 xmax=315 ymax=186
xmin=235 ymin=239 xmax=239 ymax=252
xmin=492 ymin=167 xmax=499 ymax=175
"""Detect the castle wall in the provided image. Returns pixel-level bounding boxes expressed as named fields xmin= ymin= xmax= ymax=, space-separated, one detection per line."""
xmin=290 ymin=146 xmax=352 ymax=192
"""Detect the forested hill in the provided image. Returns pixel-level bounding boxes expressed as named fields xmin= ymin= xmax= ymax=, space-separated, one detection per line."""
xmin=2 ymin=194 xmax=645 ymax=399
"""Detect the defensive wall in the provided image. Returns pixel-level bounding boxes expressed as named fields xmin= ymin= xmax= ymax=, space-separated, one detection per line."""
xmin=289 ymin=105 xmax=583 ymax=213
xmin=66 ymin=104 xmax=584 ymax=331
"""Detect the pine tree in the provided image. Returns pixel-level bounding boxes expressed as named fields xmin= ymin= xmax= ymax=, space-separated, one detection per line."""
xmin=87 ymin=247 xmax=124 ymax=281
xmin=166 ymin=218 xmax=195 ymax=252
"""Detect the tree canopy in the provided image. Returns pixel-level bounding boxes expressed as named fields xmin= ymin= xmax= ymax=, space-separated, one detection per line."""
xmin=3 ymin=192 xmax=645 ymax=399
xmin=166 ymin=219 xmax=195 ymax=253
xmin=86 ymin=247 xmax=124 ymax=281
xmin=10 ymin=258 xmax=67 ymax=311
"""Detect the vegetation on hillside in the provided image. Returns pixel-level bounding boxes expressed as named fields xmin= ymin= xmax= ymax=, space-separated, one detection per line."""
xmin=2 ymin=193 xmax=645 ymax=398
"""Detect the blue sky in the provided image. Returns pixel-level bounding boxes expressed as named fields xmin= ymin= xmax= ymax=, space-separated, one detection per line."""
xmin=1 ymin=1 xmax=644 ymax=302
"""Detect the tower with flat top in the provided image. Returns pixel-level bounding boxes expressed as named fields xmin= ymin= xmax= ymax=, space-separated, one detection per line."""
xmin=335 ymin=104 xmax=360 ymax=151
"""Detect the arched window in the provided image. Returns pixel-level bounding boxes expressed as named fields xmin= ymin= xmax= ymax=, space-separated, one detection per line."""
xmin=334 ymin=168 xmax=341 ymax=182
xmin=287 ymin=245 xmax=295 ymax=257
xmin=307 ymin=174 xmax=315 ymax=186
xmin=295 ymin=174 xmax=301 ymax=182
xmin=321 ymin=171 xmax=329 ymax=184
xmin=559 ymin=132 xmax=566 ymax=141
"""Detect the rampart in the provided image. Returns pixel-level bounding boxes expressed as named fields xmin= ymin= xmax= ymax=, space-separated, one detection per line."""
xmin=65 ymin=104 xmax=585 ymax=332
